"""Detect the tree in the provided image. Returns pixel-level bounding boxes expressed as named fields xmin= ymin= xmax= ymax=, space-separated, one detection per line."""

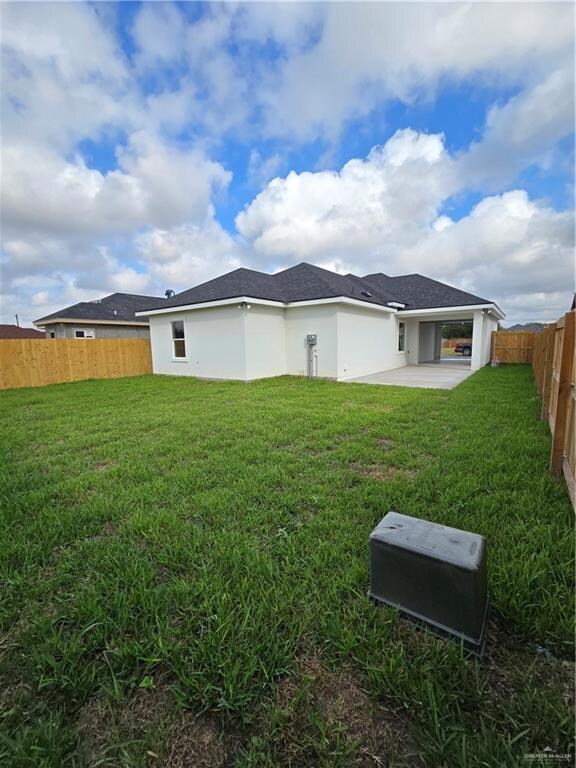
xmin=441 ymin=322 xmax=472 ymax=339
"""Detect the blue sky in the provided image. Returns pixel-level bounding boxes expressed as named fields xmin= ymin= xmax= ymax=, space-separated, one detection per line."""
xmin=1 ymin=1 xmax=574 ymax=325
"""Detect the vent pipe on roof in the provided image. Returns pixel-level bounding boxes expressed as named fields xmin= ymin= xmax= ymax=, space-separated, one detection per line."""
xmin=165 ymin=289 xmax=175 ymax=298
xmin=387 ymin=301 xmax=406 ymax=309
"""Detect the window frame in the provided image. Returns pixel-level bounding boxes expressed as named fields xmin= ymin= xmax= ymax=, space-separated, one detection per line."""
xmin=171 ymin=320 xmax=187 ymax=360
xmin=397 ymin=321 xmax=406 ymax=352
xmin=74 ymin=328 xmax=95 ymax=339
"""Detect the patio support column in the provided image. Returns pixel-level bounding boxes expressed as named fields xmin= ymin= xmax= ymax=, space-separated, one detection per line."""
xmin=434 ymin=323 xmax=443 ymax=360
xmin=471 ymin=310 xmax=484 ymax=370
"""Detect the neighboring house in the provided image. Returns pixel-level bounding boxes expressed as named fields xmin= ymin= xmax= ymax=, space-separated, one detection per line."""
xmin=136 ymin=263 xmax=504 ymax=382
xmin=0 ymin=324 xmax=46 ymax=339
xmin=506 ymin=323 xmax=547 ymax=332
xmin=35 ymin=293 xmax=162 ymax=339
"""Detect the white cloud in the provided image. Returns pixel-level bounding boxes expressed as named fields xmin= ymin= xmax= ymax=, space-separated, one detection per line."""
xmin=234 ymin=3 xmax=322 ymax=52
xmin=1 ymin=132 xmax=231 ymax=238
xmin=1 ymin=2 xmax=131 ymax=151
xmin=0 ymin=2 xmax=573 ymax=328
xmin=1 ymin=242 xmax=155 ymax=326
xmin=132 ymin=3 xmax=186 ymax=68
xmin=237 ymin=129 xmax=456 ymax=261
xmin=459 ymin=66 xmax=575 ymax=189
xmin=247 ymin=150 xmax=283 ymax=188
xmin=498 ymin=292 xmax=574 ymax=326
xmin=259 ymin=3 xmax=574 ymax=142
xmin=410 ymin=190 xmax=574 ymax=300
xmin=31 ymin=291 xmax=50 ymax=307
xmin=236 ymin=133 xmax=574 ymax=324
xmin=135 ymin=221 xmax=242 ymax=291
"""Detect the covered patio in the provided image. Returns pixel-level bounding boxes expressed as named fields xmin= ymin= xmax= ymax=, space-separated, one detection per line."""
xmin=402 ymin=305 xmax=503 ymax=372
xmin=348 ymin=363 xmax=474 ymax=390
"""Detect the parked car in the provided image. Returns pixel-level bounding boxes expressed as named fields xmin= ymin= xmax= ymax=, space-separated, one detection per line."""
xmin=454 ymin=342 xmax=472 ymax=356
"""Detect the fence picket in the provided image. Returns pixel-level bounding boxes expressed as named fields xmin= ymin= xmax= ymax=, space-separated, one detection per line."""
xmin=500 ymin=311 xmax=575 ymax=509
xmin=0 ymin=339 xmax=152 ymax=390
xmin=492 ymin=310 xmax=576 ymax=510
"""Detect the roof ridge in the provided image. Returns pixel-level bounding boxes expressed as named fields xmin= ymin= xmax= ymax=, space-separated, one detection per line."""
xmin=271 ymin=262 xmax=340 ymax=300
xmin=108 ymin=292 xmax=163 ymax=299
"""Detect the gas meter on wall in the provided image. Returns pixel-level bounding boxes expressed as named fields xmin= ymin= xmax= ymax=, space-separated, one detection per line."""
xmin=306 ymin=334 xmax=317 ymax=346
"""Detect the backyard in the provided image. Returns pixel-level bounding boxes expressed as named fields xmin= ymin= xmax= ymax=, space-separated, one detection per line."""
xmin=0 ymin=367 xmax=573 ymax=767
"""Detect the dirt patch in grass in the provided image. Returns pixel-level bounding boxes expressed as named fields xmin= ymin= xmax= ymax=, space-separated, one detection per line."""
xmin=94 ymin=462 xmax=114 ymax=472
xmin=352 ymin=463 xmax=418 ymax=482
xmin=0 ymin=613 xmax=28 ymax=659
xmin=484 ymin=621 xmax=575 ymax=712
xmin=164 ymin=713 xmax=228 ymax=768
xmin=76 ymin=674 xmax=178 ymax=763
xmin=300 ymin=505 xmax=321 ymax=521
xmin=75 ymin=681 xmax=236 ymax=767
xmin=101 ymin=520 xmax=117 ymax=536
xmin=0 ymin=678 xmax=31 ymax=717
xmin=80 ymin=520 xmax=118 ymax=545
xmin=269 ymin=652 xmax=423 ymax=767
xmin=155 ymin=564 xmax=172 ymax=584
xmin=76 ymin=696 xmax=116 ymax=765
xmin=377 ymin=438 xmax=395 ymax=450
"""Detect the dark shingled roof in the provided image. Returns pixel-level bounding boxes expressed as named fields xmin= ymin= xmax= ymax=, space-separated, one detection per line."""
xmin=362 ymin=273 xmax=492 ymax=310
xmin=0 ymin=324 xmax=46 ymax=339
xmin=35 ymin=293 xmax=162 ymax=325
xmin=139 ymin=262 xmax=494 ymax=313
xmin=144 ymin=268 xmax=287 ymax=310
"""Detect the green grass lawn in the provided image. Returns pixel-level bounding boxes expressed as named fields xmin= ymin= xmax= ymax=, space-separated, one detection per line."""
xmin=0 ymin=367 xmax=573 ymax=767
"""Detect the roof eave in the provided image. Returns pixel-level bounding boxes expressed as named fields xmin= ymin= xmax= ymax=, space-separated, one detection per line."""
xmin=136 ymin=296 xmax=285 ymax=316
xmin=398 ymin=302 xmax=505 ymax=320
xmin=137 ymin=295 xmax=397 ymax=317
xmin=35 ymin=318 xmax=150 ymax=327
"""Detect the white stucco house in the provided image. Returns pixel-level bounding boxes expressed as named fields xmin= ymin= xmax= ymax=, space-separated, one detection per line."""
xmin=136 ymin=263 xmax=504 ymax=382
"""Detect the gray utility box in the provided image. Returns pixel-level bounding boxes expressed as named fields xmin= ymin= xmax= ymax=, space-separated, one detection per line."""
xmin=369 ymin=512 xmax=488 ymax=654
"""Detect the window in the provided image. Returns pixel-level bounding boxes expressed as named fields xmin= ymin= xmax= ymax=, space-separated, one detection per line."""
xmin=49 ymin=331 xmax=56 ymax=339
xmin=398 ymin=322 xmax=405 ymax=352
xmin=171 ymin=320 xmax=186 ymax=358
xmin=74 ymin=328 xmax=94 ymax=339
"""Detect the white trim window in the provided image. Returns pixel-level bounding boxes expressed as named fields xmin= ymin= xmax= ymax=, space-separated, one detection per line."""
xmin=74 ymin=328 xmax=95 ymax=339
xmin=171 ymin=320 xmax=186 ymax=358
xmin=398 ymin=322 xmax=406 ymax=352
xmin=49 ymin=331 xmax=56 ymax=339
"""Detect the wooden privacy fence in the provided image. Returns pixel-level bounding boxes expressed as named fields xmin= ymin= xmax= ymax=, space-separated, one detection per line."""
xmin=0 ymin=339 xmax=152 ymax=390
xmin=532 ymin=310 xmax=575 ymax=509
xmin=491 ymin=331 xmax=535 ymax=363
xmin=441 ymin=337 xmax=472 ymax=349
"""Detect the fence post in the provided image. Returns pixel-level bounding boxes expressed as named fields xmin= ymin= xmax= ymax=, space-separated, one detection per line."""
xmin=540 ymin=324 xmax=555 ymax=421
xmin=550 ymin=311 xmax=575 ymax=475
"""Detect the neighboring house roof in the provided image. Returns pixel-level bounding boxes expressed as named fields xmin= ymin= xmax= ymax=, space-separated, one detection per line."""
xmin=35 ymin=293 xmax=162 ymax=326
xmin=505 ymin=323 xmax=548 ymax=332
xmin=0 ymin=324 xmax=46 ymax=339
xmin=140 ymin=262 xmax=496 ymax=313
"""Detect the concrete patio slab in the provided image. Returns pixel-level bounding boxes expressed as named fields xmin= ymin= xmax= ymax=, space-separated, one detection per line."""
xmin=347 ymin=364 xmax=474 ymax=390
